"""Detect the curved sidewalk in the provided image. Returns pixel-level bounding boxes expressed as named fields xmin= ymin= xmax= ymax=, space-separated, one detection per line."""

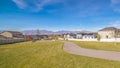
xmin=63 ymin=42 xmax=120 ymax=61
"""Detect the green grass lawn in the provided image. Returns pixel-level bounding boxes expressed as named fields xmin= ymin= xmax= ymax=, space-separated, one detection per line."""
xmin=72 ymin=41 xmax=120 ymax=52
xmin=0 ymin=41 xmax=120 ymax=68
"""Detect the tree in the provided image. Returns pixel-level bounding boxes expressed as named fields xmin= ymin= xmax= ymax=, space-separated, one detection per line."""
xmin=97 ymin=34 xmax=101 ymax=41
xmin=24 ymin=35 xmax=33 ymax=41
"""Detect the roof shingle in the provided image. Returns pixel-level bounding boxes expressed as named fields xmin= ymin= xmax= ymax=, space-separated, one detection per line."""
xmin=99 ymin=27 xmax=117 ymax=31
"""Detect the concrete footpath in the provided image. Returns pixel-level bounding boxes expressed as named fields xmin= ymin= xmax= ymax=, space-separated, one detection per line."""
xmin=63 ymin=42 xmax=120 ymax=61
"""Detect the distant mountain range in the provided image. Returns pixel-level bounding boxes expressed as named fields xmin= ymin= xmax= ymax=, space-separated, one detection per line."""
xmin=22 ymin=30 xmax=91 ymax=35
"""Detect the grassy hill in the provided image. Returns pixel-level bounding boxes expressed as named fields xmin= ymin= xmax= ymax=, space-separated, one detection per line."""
xmin=0 ymin=41 xmax=120 ymax=68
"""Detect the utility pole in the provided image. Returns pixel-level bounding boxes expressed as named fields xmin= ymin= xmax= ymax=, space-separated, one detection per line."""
xmin=36 ymin=29 xmax=40 ymax=40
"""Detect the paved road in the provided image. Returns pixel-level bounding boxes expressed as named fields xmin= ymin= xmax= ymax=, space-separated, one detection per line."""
xmin=63 ymin=42 xmax=120 ymax=61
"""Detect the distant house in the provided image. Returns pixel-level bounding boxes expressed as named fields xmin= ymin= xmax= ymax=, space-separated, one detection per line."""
xmin=38 ymin=35 xmax=49 ymax=40
xmin=98 ymin=27 xmax=120 ymax=39
xmin=0 ymin=35 xmax=8 ymax=40
xmin=0 ymin=31 xmax=24 ymax=39
xmin=76 ymin=33 xmax=85 ymax=39
xmin=63 ymin=33 xmax=76 ymax=40
xmin=76 ymin=33 xmax=97 ymax=39
xmin=24 ymin=35 xmax=49 ymax=40
xmin=82 ymin=33 xmax=97 ymax=39
xmin=0 ymin=35 xmax=13 ymax=40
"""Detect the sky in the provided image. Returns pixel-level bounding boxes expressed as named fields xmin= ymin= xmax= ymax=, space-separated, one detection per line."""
xmin=0 ymin=0 xmax=120 ymax=31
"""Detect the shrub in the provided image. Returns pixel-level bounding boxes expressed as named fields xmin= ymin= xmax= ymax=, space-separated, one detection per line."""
xmin=97 ymin=34 xmax=101 ymax=41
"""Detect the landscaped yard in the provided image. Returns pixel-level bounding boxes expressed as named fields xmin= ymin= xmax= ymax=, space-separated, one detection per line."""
xmin=0 ymin=41 xmax=120 ymax=68
xmin=72 ymin=41 xmax=120 ymax=52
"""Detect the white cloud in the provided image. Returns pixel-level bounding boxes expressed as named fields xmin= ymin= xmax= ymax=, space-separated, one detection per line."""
xmin=111 ymin=0 xmax=120 ymax=12
xmin=12 ymin=0 xmax=64 ymax=12
xmin=12 ymin=0 xmax=27 ymax=9
xmin=110 ymin=20 xmax=120 ymax=28
xmin=111 ymin=0 xmax=120 ymax=4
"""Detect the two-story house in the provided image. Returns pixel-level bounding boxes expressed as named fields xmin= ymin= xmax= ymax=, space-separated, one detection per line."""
xmin=98 ymin=27 xmax=120 ymax=39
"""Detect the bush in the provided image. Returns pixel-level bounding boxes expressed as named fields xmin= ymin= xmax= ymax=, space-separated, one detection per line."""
xmin=97 ymin=34 xmax=101 ymax=41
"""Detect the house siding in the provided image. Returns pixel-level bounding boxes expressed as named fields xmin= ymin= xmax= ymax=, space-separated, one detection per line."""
xmin=98 ymin=31 xmax=115 ymax=39
xmin=0 ymin=32 xmax=13 ymax=38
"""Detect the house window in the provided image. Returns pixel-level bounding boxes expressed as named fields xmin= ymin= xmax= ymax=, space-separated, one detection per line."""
xmin=106 ymin=35 xmax=108 ymax=38
xmin=85 ymin=36 xmax=86 ymax=38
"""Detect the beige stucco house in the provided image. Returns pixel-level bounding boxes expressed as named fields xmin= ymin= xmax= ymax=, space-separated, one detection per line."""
xmin=0 ymin=31 xmax=24 ymax=38
xmin=98 ymin=27 xmax=120 ymax=39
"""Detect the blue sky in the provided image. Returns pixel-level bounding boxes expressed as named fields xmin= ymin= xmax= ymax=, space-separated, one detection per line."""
xmin=0 ymin=0 xmax=120 ymax=31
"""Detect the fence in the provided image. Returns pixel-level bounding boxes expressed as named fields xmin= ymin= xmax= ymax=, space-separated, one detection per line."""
xmin=0 ymin=39 xmax=25 ymax=45
xmin=68 ymin=38 xmax=97 ymax=41
xmin=66 ymin=38 xmax=120 ymax=42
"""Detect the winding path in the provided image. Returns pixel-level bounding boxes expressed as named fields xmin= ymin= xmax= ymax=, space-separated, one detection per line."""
xmin=63 ymin=42 xmax=120 ymax=61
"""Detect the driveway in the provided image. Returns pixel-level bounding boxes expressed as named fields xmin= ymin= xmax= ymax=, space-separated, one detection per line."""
xmin=63 ymin=42 xmax=120 ymax=61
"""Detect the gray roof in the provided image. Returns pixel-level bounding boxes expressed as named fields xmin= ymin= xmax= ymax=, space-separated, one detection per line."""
xmin=99 ymin=27 xmax=117 ymax=31
xmin=2 ymin=31 xmax=22 ymax=34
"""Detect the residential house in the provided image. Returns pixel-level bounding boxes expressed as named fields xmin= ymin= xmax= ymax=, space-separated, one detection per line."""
xmin=76 ymin=33 xmax=85 ymax=39
xmin=0 ymin=31 xmax=25 ymax=44
xmin=98 ymin=27 xmax=120 ymax=39
xmin=0 ymin=31 xmax=24 ymax=39
xmin=0 ymin=35 xmax=8 ymax=40
xmin=76 ymin=33 xmax=97 ymax=39
xmin=24 ymin=35 xmax=49 ymax=40
xmin=82 ymin=33 xmax=97 ymax=39
xmin=63 ymin=33 xmax=76 ymax=40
